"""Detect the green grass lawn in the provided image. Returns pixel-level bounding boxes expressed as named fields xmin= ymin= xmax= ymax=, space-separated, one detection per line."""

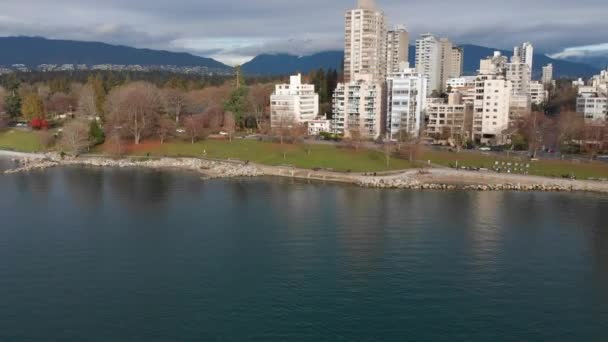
xmin=0 ymin=129 xmax=44 ymax=153
xmin=421 ymin=149 xmax=608 ymax=180
xmin=132 ymin=139 xmax=415 ymax=173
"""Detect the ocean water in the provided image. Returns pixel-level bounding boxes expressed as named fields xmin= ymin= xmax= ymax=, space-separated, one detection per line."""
xmin=0 ymin=165 xmax=607 ymax=341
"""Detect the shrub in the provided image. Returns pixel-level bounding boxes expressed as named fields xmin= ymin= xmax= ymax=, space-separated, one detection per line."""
xmin=30 ymin=118 xmax=49 ymax=130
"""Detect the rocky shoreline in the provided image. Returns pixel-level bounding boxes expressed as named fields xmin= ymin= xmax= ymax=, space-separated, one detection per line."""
xmin=3 ymin=153 xmax=261 ymax=179
xmin=2 ymin=152 xmax=607 ymax=194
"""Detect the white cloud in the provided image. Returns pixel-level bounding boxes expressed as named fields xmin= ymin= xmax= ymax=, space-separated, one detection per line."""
xmin=550 ymin=43 xmax=608 ymax=59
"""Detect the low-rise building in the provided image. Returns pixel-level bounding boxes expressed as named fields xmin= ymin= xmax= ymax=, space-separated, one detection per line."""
xmin=270 ymin=74 xmax=319 ymax=128
xmin=509 ymin=94 xmax=531 ymax=120
xmin=307 ymin=116 xmax=332 ymax=136
xmin=446 ymin=76 xmax=477 ymax=91
xmin=572 ymin=78 xmax=585 ymax=87
xmin=529 ymin=81 xmax=547 ymax=105
xmin=426 ymin=92 xmax=471 ymax=141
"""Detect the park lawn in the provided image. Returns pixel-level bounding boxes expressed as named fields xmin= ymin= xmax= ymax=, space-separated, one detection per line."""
xmin=421 ymin=148 xmax=608 ymax=180
xmin=528 ymin=159 xmax=608 ymax=179
xmin=0 ymin=129 xmax=44 ymax=153
xmin=421 ymin=149 xmax=520 ymax=169
xmin=132 ymin=139 xmax=415 ymax=172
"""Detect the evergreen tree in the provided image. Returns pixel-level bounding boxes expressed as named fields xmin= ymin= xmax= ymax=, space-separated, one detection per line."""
xmin=87 ymin=74 xmax=107 ymax=119
xmin=5 ymin=94 xmax=22 ymax=119
xmin=224 ymin=87 xmax=249 ymax=125
xmin=89 ymin=120 xmax=105 ymax=146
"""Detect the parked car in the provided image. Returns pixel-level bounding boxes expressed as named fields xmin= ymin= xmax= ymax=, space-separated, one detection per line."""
xmin=479 ymin=147 xmax=491 ymax=151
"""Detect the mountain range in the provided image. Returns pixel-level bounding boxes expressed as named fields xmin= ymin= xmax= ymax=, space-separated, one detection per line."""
xmin=0 ymin=36 xmax=601 ymax=79
xmin=0 ymin=36 xmax=230 ymax=71
xmin=243 ymin=45 xmax=600 ymax=79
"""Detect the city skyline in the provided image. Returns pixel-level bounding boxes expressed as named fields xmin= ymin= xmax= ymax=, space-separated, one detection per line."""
xmin=0 ymin=0 xmax=606 ymax=65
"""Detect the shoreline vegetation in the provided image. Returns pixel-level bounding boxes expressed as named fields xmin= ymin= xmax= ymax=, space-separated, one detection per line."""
xmin=3 ymin=150 xmax=608 ymax=194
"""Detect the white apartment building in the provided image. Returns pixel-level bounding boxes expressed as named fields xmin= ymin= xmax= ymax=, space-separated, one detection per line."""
xmin=576 ymin=68 xmax=608 ymax=124
xmin=592 ymin=69 xmax=608 ymax=89
xmin=577 ymin=89 xmax=607 ymax=124
xmin=416 ymin=33 xmax=441 ymax=94
xmin=415 ymin=34 xmax=460 ymax=94
xmin=576 ymin=96 xmax=607 ymax=123
xmin=473 ymin=75 xmax=512 ymax=143
xmin=426 ymin=93 xmax=470 ymax=140
xmin=513 ymin=42 xmax=534 ymax=72
xmin=506 ymin=56 xmax=531 ymax=95
xmin=542 ymin=64 xmax=553 ymax=87
xmin=385 ymin=64 xmax=428 ymax=139
xmin=270 ymin=74 xmax=319 ymax=128
xmin=386 ymin=25 xmax=409 ymax=75
xmin=529 ymin=81 xmax=548 ymax=105
xmin=344 ymin=0 xmax=387 ymax=83
xmin=331 ymin=75 xmax=383 ymax=139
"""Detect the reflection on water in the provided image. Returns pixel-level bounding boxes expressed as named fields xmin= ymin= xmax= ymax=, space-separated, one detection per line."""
xmin=0 ymin=167 xmax=607 ymax=341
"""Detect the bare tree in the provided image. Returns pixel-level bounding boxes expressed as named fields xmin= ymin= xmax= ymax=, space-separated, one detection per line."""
xmin=47 ymin=92 xmax=76 ymax=116
xmin=157 ymin=116 xmax=176 ymax=144
xmin=223 ymin=111 xmax=236 ymax=142
xmin=518 ymin=112 xmax=556 ymax=158
xmin=205 ymin=106 xmax=223 ymax=133
xmin=186 ymin=83 xmax=232 ymax=114
xmin=105 ymin=82 xmax=162 ymax=145
xmin=397 ymin=136 xmax=423 ymax=163
xmin=77 ymin=84 xmax=98 ymax=118
xmin=37 ymin=130 xmax=54 ymax=150
xmin=0 ymin=114 xmax=8 ymax=130
xmin=36 ymin=84 xmax=51 ymax=101
xmin=184 ymin=114 xmax=207 ymax=144
xmin=247 ymin=83 xmax=274 ymax=130
xmin=383 ymin=143 xmax=395 ymax=167
xmin=582 ymin=124 xmax=606 ymax=160
xmin=60 ymin=119 xmax=90 ymax=155
xmin=107 ymin=132 xmax=127 ymax=157
xmin=271 ymin=116 xmax=295 ymax=145
xmin=556 ymin=111 xmax=584 ymax=147
xmin=161 ymin=88 xmax=186 ymax=124
xmin=347 ymin=126 xmax=363 ymax=150
xmin=288 ymin=123 xmax=307 ymax=145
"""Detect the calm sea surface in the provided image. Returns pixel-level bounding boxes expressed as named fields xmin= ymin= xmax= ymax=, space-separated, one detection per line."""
xmin=0 ymin=163 xmax=607 ymax=341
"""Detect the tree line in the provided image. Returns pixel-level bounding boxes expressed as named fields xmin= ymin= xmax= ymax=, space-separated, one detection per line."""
xmin=0 ymin=70 xmax=280 ymax=154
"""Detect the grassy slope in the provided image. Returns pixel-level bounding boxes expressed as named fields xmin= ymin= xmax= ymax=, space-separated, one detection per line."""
xmin=0 ymin=130 xmax=43 ymax=153
xmin=132 ymin=139 xmax=414 ymax=173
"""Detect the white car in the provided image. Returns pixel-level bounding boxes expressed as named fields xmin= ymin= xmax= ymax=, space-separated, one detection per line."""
xmin=479 ymin=147 xmax=491 ymax=151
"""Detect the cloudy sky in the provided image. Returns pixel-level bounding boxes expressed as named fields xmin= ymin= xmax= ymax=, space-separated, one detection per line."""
xmin=0 ymin=0 xmax=606 ymax=65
